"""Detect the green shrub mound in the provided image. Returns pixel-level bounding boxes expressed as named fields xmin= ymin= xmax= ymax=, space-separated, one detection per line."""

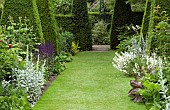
xmin=36 ymin=0 xmax=59 ymax=51
xmin=1 ymin=0 xmax=43 ymax=41
xmin=92 ymin=20 xmax=109 ymax=45
xmin=73 ymin=0 xmax=92 ymax=51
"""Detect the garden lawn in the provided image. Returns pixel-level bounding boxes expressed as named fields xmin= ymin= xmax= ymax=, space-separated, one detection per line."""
xmin=33 ymin=51 xmax=146 ymax=110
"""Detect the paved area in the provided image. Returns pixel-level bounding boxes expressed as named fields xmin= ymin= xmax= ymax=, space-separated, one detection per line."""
xmin=92 ymin=45 xmax=110 ymax=52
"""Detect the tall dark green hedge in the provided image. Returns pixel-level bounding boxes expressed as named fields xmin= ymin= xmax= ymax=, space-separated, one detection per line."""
xmin=36 ymin=0 xmax=59 ymax=51
xmin=73 ymin=0 xmax=92 ymax=51
xmin=56 ymin=14 xmax=74 ymax=33
xmin=1 ymin=0 xmax=43 ymax=40
xmin=110 ymin=0 xmax=132 ymax=49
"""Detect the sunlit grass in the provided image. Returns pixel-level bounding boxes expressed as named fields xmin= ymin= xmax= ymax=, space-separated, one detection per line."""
xmin=33 ymin=51 xmax=146 ymax=110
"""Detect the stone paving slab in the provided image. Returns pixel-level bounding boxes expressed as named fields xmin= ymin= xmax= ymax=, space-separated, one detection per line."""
xmin=92 ymin=45 xmax=110 ymax=52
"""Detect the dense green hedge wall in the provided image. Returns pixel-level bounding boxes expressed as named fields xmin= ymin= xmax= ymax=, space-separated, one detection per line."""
xmin=110 ymin=0 xmax=132 ymax=49
xmin=1 ymin=0 xmax=43 ymax=41
xmin=73 ymin=0 xmax=92 ymax=51
xmin=56 ymin=14 xmax=74 ymax=33
xmin=36 ymin=0 xmax=59 ymax=51
xmin=88 ymin=12 xmax=112 ymax=28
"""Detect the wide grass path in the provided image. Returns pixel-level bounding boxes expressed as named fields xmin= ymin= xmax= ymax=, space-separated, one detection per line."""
xmin=33 ymin=51 xmax=146 ymax=110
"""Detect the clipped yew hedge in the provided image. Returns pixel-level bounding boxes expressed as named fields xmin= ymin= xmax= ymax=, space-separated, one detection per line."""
xmin=36 ymin=0 xmax=59 ymax=50
xmin=1 ymin=0 xmax=43 ymax=40
xmin=56 ymin=14 xmax=75 ymax=33
xmin=110 ymin=0 xmax=132 ymax=49
xmin=73 ymin=0 xmax=92 ymax=51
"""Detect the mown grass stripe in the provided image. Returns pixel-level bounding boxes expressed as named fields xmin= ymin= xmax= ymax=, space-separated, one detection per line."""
xmin=33 ymin=51 xmax=146 ymax=110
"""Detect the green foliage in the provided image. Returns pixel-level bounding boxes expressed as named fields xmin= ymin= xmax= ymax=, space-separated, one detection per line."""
xmin=1 ymin=0 xmax=43 ymax=41
xmin=149 ymin=10 xmax=170 ymax=58
xmin=0 ymin=17 xmax=41 ymax=80
xmin=0 ymin=80 xmax=30 ymax=109
xmin=36 ymin=0 xmax=59 ymax=51
xmin=87 ymin=0 xmax=115 ymax=12
xmin=0 ymin=17 xmax=41 ymax=53
xmin=53 ymin=60 xmax=66 ymax=74
xmin=58 ymin=51 xmax=72 ymax=62
xmin=129 ymin=0 xmax=146 ymax=12
xmin=151 ymin=21 xmax=170 ymax=57
xmin=53 ymin=52 xmax=73 ymax=74
xmin=0 ymin=42 xmax=19 ymax=80
xmin=116 ymin=25 xmax=141 ymax=52
xmin=139 ymin=74 xmax=161 ymax=109
xmin=73 ymin=0 xmax=92 ymax=51
xmin=91 ymin=20 xmax=110 ymax=45
xmin=71 ymin=41 xmax=80 ymax=55
xmin=55 ymin=0 xmax=72 ymax=14
xmin=156 ymin=0 xmax=170 ymax=14
xmin=58 ymin=31 xmax=74 ymax=53
xmin=56 ymin=14 xmax=74 ymax=33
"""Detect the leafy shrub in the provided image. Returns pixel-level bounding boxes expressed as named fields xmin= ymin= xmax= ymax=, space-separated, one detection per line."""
xmin=138 ymin=59 xmax=170 ymax=110
xmin=55 ymin=0 xmax=72 ymax=14
xmin=71 ymin=41 xmax=80 ymax=55
xmin=116 ymin=25 xmax=141 ymax=52
xmin=151 ymin=21 xmax=170 ymax=57
xmin=58 ymin=51 xmax=72 ymax=62
xmin=53 ymin=57 xmax=66 ymax=74
xmin=0 ymin=38 xmax=22 ymax=81
xmin=0 ymin=80 xmax=30 ymax=109
xmin=92 ymin=20 xmax=110 ymax=45
xmin=58 ymin=31 xmax=74 ymax=53
xmin=53 ymin=52 xmax=72 ymax=74
xmin=0 ymin=16 xmax=41 ymax=54
xmin=13 ymin=46 xmax=45 ymax=106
